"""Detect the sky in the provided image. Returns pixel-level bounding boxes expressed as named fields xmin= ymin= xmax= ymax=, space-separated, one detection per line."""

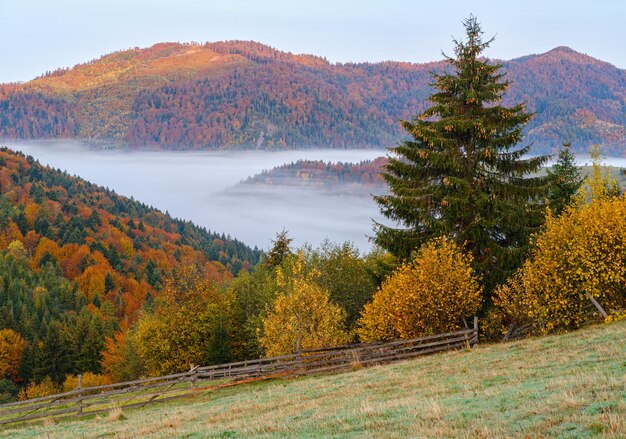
xmin=0 ymin=0 xmax=624 ymax=83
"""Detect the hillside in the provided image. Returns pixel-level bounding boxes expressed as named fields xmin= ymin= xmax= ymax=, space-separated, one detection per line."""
xmin=238 ymin=157 xmax=387 ymax=194
xmin=0 ymin=42 xmax=624 ymax=155
xmin=4 ymin=319 xmax=624 ymax=437
xmin=0 ymin=147 xmax=261 ymax=387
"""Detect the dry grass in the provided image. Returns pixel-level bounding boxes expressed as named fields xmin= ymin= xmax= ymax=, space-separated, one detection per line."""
xmin=2 ymin=319 xmax=625 ymax=438
xmin=104 ymin=406 xmax=125 ymax=422
xmin=41 ymin=417 xmax=55 ymax=428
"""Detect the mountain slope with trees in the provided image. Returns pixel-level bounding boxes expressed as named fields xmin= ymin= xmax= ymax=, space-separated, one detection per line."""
xmin=0 ymin=147 xmax=261 ymax=392
xmin=0 ymin=41 xmax=624 ymax=154
xmin=238 ymin=157 xmax=387 ymax=194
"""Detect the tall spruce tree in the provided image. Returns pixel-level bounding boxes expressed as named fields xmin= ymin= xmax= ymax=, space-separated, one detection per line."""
xmin=374 ymin=16 xmax=549 ymax=292
xmin=546 ymin=143 xmax=582 ymax=215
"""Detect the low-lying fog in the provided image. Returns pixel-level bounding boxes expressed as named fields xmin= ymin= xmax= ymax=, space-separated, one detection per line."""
xmin=6 ymin=141 xmax=625 ymax=253
xmin=7 ymin=141 xmax=388 ymax=251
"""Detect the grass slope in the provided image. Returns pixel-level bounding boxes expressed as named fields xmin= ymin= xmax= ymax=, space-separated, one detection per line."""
xmin=4 ymin=320 xmax=626 ymax=438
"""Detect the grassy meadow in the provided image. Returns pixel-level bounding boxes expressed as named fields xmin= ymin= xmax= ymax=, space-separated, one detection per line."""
xmin=3 ymin=319 xmax=625 ymax=438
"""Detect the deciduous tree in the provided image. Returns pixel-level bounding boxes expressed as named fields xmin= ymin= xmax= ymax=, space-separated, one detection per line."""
xmin=0 ymin=329 xmax=26 ymax=382
xmin=357 ymin=238 xmax=482 ymax=341
xmin=259 ymin=258 xmax=350 ymax=356
xmin=494 ymin=195 xmax=626 ymax=332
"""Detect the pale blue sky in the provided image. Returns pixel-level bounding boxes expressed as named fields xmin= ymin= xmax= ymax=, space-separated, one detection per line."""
xmin=0 ymin=0 xmax=624 ymax=83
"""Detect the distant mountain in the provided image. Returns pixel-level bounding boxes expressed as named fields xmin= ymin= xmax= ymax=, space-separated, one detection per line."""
xmin=0 ymin=42 xmax=624 ymax=155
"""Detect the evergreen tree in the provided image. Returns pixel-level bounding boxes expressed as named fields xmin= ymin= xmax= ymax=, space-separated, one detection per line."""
xmin=144 ymin=260 xmax=162 ymax=290
xmin=265 ymin=229 xmax=293 ymax=268
xmin=143 ymin=290 xmax=154 ymax=313
xmin=374 ymin=16 xmax=549 ymax=292
xmin=206 ymin=317 xmax=231 ymax=365
xmin=546 ymin=143 xmax=583 ymax=215
xmin=13 ymin=212 xmax=28 ymax=235
xmin=73 ymin=309 xmax=105 ymax=373
xmin=105 ymin=245 xmax=122 ymax=271
xmin=33 ymin=322 xmax=73 ymax=384
xmin=104 ymin=272 xmax=116 ymax=293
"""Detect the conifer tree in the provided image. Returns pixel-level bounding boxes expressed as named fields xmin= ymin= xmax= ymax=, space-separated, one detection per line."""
xmin=374 ymin=16 xmax=549 ymax=292
xmin=546 ymin=143 xmax=583 ymax=215
xmin=265 ymin=229 xmax=293 ymax=268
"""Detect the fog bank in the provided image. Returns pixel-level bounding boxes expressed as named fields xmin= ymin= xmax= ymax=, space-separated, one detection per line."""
xmin=6 ymin=141 xmax=387 ymax=251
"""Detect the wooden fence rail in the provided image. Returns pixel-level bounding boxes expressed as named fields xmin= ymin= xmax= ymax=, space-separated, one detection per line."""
xmin=0 ymin=319 xmax=478 ymax=427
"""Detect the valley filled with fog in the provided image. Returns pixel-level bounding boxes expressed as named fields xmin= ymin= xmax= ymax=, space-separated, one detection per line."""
xmin=6 ymin=141 xmax=626 ymax=253
xmin=7 ymin=142 xmax=388 ymax=251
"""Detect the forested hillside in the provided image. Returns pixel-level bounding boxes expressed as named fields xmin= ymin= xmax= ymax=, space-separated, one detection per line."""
xmin=0 ymin=147 xmax=260 ymax=393
xmin=239 ymin=157 xmax=387 ymax=193
xmin=0 ymin=42 xmax=624 ymax=154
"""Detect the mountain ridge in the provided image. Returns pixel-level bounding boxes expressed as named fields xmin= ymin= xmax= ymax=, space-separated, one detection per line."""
xmin=1 ymin=41 xmax=624 ymax=155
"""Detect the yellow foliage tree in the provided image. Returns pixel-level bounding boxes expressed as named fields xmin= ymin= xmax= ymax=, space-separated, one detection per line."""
xmin=0 ymin=329 xmax=26 ymax=382
xmin=576 ymin=145 xmax=622 ymax=204
xmin=18 ymin=377 xmax=59 ymax=401
xmin=494 ymin=195 xmax=626 ymax=332
xmin=131 ymin=265 xmax=234 ymax=376
xmin=357 ymin=238 xmax=482 ymax=341
xmin=62 ymin=372 xmax=111 ymax=392
xmin=259 ymin=258 xmax=350 ymax=356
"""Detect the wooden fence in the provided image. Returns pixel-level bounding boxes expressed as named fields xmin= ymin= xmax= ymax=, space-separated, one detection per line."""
xmin=0 ymin=318 xmax=478 ymax=427
xmin=501 ymin=294 xmax=611 ymax=342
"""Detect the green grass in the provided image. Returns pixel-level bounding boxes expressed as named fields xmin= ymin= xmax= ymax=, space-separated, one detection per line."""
xmin=4 ymin=320 xmax=625 ymax=438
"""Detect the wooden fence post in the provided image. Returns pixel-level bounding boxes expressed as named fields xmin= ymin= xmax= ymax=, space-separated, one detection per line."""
xmin=473 ymin=316 xmax=479 ymax=345
xmin=585 ymin=291 xmax=608 ymax=318
xmin=503 ymin=322 xmax=515 ymax=342
xmin=189 ymin=364 xmax=197 ymax=390
xmin=76 ymin=374 xmax=83 ymax=415
xmin=296 ymin=337 xmax=303 ymax=375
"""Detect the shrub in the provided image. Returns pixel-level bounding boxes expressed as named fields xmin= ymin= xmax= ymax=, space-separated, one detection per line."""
xmin=62 ymin=372 xmax=112 ymax=392
xmin=495 ymin=196 xmax=626 ymax=332
xmin=18 ymin=377 xmax=60 ymax=401
xmin=357 ymin=238 xmax=482 ymax=341
xmin=0 ymin=379 xmax=18 ymax=403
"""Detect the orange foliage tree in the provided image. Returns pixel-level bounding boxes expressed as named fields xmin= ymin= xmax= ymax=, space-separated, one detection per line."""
xmin=101 ymin=331 xmax=144 ymax=383
xmin=0 ymin=329 xmax=27 ymax=382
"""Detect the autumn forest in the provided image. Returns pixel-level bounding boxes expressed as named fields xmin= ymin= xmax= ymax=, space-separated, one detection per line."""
xmin=1 ymin=41 xmax=625 ymax=155
xmin=0 ymin=16 xmax=625 ymax=413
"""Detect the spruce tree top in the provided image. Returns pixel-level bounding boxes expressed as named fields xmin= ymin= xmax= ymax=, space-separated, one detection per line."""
xmin=547 ymin=143 xmax=583 ymax=215
xmin=374 ymin=16 xmax=549 ymax=291
xmin=265 ymin=229 xmax=293 ymax=268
